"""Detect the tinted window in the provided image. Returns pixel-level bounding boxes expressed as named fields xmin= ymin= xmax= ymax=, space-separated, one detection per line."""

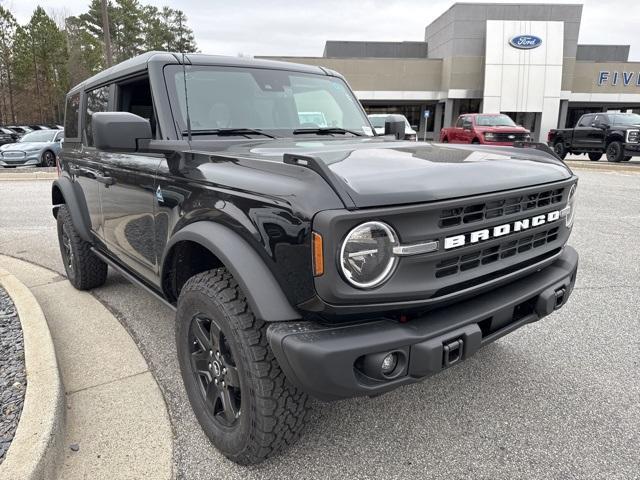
xmin=577 ymin=115 xmax=593 ymax=127
xmin=594 ymin=114 xmax=609 ymax=125
xmin=84 ymin=86 xmax=110 ymax=146
xmin=611 ymin=113 xmax=640 ymax=126
xmin=54 ymin=131 xmax=64 ymax=142
xmin=455 ymin=116 xmax=465 ymax=128
xmin=65 ymin=93 xmax=80 ymax=138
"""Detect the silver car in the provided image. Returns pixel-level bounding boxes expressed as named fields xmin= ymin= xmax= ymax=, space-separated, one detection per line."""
xmin=0 ymin=129 xmax=63 ymax=167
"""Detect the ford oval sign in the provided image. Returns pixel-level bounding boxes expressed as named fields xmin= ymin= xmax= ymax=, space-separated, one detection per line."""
xmin=509 ymin=35 xmax=542 ymax=49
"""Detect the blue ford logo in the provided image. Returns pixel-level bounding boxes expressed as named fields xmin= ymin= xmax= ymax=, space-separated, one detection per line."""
xmin=509 ymin=35 xmax=542 ymax=49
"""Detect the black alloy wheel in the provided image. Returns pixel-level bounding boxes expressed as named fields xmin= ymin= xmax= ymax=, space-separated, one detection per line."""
xmin=189 ymin=314 xmax=242 ymax=426
xmin=41 ymin=150 xmax=55 ymax=167
xmin=606 ymin=141 xmax=624 ymax=162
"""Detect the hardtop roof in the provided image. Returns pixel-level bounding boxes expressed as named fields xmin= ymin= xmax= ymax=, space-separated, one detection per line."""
xmin=67 ymin=51 xmax=330 ymax=96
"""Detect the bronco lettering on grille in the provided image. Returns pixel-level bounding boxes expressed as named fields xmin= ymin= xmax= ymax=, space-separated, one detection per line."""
xmin=444 ymin=210 xmax=560 ymax=250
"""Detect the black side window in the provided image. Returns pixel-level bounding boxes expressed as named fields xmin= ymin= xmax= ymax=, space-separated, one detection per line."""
xmin=65 ymin=93 xmax=80 ymax=138
xmin=577 ymin=115 xmax=592 ymax=127
xmin=117 ymin=76 xmax=157 ymax=137
xmin=84 ymin=86 xmax=110 ymax=146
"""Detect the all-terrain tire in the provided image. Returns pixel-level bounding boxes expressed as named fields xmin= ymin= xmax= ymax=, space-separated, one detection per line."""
xmin=175 ymin=268 xmax=309 ymax=465
xmin=56 ymin=205 xmax=107 ymax=290
xmin=553 ymin=141 xmax=567 ymax=160
xmin=606 ymin=141 xmax=624 ymax=162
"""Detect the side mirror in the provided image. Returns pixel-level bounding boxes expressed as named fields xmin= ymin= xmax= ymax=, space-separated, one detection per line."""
xmin=93 ymin=112 xmax=152 ymax=152
xmin=384 ymin=115 xmax=406 ymax=140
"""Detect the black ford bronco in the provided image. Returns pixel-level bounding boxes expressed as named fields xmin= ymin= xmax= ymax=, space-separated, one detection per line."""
xmin=53 ymin=52 xmax=579 ymax=465
xmin=548 ymin=112 xmax=640 ymax=162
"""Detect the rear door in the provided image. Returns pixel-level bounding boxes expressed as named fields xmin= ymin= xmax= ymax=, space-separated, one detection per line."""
xmin=64 ymin=90 xmax=105 ymax=238
xmin=98 ymin=74 xmax=164 ymax=286
xmin=450 ymin=116 xmax=465 ymax=143
xmin=572 ymin=114 xmax=596 ymax=150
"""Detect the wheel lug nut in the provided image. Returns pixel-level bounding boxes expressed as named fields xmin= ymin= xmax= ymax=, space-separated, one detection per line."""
xmin=208 ymin=363 xmax=212 ymax=369
xmin=221 ymin=381 xmax=225 ymax=388
xmin=214 ymin=378 xmax=218 ymax=385
xmin=222 ymin=368 xmax=226 ymax=374
xmin=209 ymin=350 xmax=213 ymax=356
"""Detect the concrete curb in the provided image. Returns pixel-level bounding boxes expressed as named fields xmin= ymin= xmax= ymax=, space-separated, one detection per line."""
xmin=0 ymin=171 xmax=57 ymax=181
xmin=0 ymin=268 xmax=64 ymax=480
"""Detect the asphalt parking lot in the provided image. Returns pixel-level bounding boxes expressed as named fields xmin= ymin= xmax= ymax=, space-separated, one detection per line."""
xmin=1 ymin=162 xmax=639 ymax=479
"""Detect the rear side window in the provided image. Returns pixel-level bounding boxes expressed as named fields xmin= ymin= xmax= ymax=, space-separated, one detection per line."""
xmin=84 ymin=86 xmax=110 ymax=146
xmin=65 ymin=93 xmax=80 ymax=138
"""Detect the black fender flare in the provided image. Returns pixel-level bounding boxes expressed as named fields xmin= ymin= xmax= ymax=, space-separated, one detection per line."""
xmin=162 ymin=222 xmax=301 ymax=322
xmin=51 ymin=176 xmax=92 ymax=242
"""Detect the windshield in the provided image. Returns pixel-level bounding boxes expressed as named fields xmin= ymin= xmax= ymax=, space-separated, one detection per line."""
xmin=611 ymin=113 xmax=640 ymax=126
xmin=475 ymin=114 xmax=517 ymax=127
xmin=19 ymin=130 xmax=56 ymax=143
xmin=165 ymin=65 xmax=372 ymax=137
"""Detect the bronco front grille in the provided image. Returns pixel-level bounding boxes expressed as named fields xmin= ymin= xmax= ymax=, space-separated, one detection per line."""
xmin=435 ymin=226 xmax=560 ymax=278
xmin=439 ymin=188 xmax=564 ymax=228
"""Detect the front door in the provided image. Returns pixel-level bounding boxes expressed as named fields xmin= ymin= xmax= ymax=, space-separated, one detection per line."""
xmin=99 ymin=74 xmax=163 ymax=286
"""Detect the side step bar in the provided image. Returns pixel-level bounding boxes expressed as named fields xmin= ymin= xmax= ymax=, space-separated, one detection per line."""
xmin=90 ymin=247 xmax=177 ymax=312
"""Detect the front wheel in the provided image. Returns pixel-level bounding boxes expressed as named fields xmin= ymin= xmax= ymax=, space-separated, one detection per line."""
xmin=588 ymin=152 xmax=602 ymax=162
xmin=176 ymin=268 xmax=309 ymax=465
xmin=606 ymin=141 xmax=624 ymax=162
xmin=553 ymin=141 xmax=567 ymax=160
xmin=41 ymin=150 xmax=55 ymax=167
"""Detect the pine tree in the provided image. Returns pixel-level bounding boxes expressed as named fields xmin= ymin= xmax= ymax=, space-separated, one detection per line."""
xmin=0 ymin=6 xmax=18 ymax=124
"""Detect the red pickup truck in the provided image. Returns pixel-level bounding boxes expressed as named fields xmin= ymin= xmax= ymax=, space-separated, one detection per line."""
xmin=440 ymin=113 xmax=531 ymax=145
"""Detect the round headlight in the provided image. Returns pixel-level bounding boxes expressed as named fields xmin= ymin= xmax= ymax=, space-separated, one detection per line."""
xmin=565 ymin=183 xmax=577 ymax=227
xmin=340 ymin=221 xmax=398 ymax=289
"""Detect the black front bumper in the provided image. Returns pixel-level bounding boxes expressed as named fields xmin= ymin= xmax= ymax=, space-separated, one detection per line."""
xmin=268 ymin=246 xmax=578 ymax=401
xmin=624 ymin=143 xmax=640 ymax=155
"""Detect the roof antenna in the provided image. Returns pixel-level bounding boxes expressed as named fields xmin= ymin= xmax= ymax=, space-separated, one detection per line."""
xmin=181 ymin=51 xmax=192 ymax=144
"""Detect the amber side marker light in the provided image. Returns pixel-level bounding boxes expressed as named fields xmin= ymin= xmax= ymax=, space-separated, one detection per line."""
xmin=312 ymin=232 xmax=324 ymax=276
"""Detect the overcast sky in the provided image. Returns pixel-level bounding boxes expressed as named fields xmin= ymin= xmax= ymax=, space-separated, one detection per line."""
xmin=4 ymin=0 xmax=640 ymax=60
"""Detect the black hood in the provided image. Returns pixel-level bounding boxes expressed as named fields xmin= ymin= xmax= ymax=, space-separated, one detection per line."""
xmin=201 ymin=138 xmax=573 ymax=208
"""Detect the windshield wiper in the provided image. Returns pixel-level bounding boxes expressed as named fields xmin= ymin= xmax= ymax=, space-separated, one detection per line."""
xmin=292 ymin=127 xmax=362 ymax=137
xmin=181 ymin=128 xmax=277 ymax=139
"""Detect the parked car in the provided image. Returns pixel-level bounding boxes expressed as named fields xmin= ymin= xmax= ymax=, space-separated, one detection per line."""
xmin=368 ymin=113 xmax=417 ymax=140
xmin=548 ymin=112 xmax=640 ymax=162
xmin=6 ymin=125 xmax=33 ymax=137
xmin=53 ymin=52 xmax=578 ymax=465
xmin=0 ymin=129 xmax=63 ymax=167
xmin=440 ymin=113 xmax=531 ymax=145
xmin=0 ymin=127 xmax=18 ymax=145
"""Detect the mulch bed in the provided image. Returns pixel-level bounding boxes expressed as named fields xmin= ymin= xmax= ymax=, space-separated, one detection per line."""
xmin=0 ymin=286 xmax=26 ymax=465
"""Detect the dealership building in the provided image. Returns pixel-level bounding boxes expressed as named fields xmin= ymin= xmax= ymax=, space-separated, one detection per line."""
xmin=267 ymin=2 xmax=640 ymax=141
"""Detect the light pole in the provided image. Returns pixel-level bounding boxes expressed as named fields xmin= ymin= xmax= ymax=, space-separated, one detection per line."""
xmin=101 ymin=0 xmax=112 ymax=68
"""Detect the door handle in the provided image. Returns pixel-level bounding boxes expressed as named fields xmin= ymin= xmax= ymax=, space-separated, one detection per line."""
xmin=96 ymin=175 xmax=115 ymax=187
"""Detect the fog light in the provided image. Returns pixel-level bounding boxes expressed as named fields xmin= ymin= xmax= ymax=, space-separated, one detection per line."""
xmin=381 ymin=353 xmax=398 ymax=375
